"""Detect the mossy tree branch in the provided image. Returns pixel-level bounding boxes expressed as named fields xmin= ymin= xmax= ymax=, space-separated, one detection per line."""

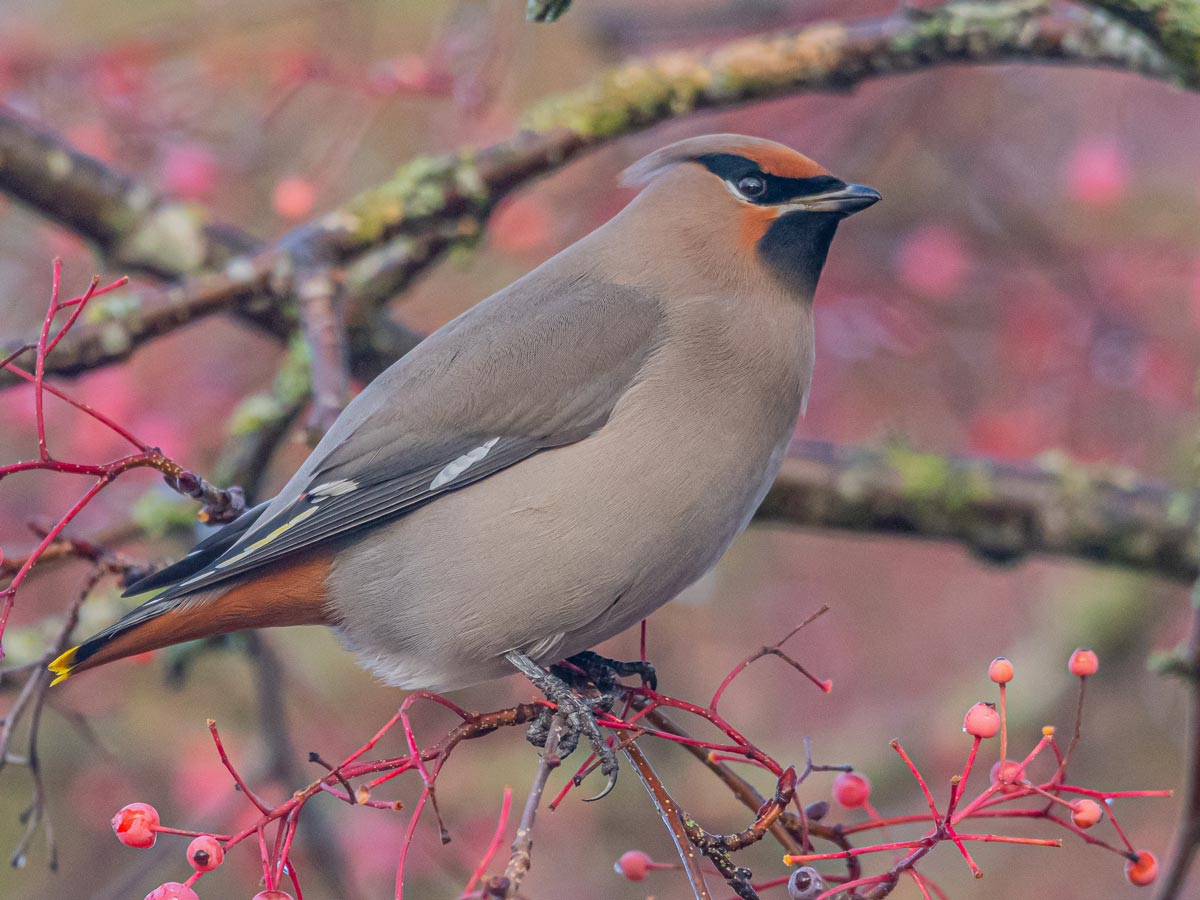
xmin=756 ymin=441 xmax=1200 ymax=582
xmin=1084 ymin=0 xmax=1200 ymax=83
xmin=0 ymin=0 xmax=1175 ymax=391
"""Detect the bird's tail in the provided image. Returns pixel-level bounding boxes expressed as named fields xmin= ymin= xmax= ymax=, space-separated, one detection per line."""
xmin=49 ymin=591 xmax=219 ymax=684
xmin=49 ymin=555 xmax=333 ymax=684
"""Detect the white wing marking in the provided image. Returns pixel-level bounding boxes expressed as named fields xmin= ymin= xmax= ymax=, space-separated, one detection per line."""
xmin=429 ymin=437 xmax=501 ymax=490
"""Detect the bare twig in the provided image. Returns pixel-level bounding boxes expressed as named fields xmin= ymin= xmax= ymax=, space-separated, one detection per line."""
xmin=620 ymin=739 xmax=712 ymax=900
xmin=1156 ymin=597 xmax=1200 ymax=899
xmin=500 ymin=713 xmax=565 ymax=897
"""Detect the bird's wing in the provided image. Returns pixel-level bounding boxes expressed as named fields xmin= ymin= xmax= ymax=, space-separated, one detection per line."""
xmin=132 ymin=275 xmax=663 ymax=603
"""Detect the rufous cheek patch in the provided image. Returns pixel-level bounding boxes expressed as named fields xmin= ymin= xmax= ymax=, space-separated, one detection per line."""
xmin=739 ymin=205 xmax=777 ymax=254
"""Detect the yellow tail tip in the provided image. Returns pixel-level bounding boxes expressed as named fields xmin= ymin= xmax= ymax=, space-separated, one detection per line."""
xmin=48 ymin=646 xmax=78 ymax=685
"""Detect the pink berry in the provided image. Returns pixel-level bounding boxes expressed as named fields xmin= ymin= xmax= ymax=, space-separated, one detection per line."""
xmin=112 ymin=802 xmax=160 ymax=849
xmin=1069 ymin=648 xmax=1099 ymax=677
xmin=187 ymin=834 xmax=224 ymax=872
xmin=1125 ymin=850 xmax=1159 ymax=886
xmin=963 ymin=702 xmax=1001 ymax=739
xmin=251 ymin=893 xmax=293 ymax=900
xmin=162 ymin=144 xmax=218 ymax=200
xmin=614 ymin=849 xmax=652 ymax=881
xmin=832 ymin=771 xmax=870 ymax=808
xmin=1071 ymin=799 xmax=1103 ymax=829
xmin=144 ymin=884 xmax=199 ymax=900
xmin=989 ymin=760 xmax=1024 ymax=794
xmin=988 ymin=657 xmax=1014 ymax=684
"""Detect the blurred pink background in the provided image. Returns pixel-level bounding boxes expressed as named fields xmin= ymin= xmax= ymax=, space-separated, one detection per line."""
xmin=0 ymin=1 xmax=1195 ymax=899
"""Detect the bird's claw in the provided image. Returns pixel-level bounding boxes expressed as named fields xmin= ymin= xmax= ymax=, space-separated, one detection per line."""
xmin=564 ymin=650 xmax=657 ymax=692
xmin=507 ymin=650 xmax=620 ymax=799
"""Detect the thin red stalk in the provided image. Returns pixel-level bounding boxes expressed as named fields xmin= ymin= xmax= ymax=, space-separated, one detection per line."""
xmin=0 ymin=365 xmax=149 ymax=451
xmin=45 ymin=276 xmax=129 ymax=355
xmin=0 ymin=475 xmax=110 ymax=642
xmin=909 ymin=869 xmax=934 ymax=900
xmin=274 ymin=810 xmax=301 ymax=889
xmin=208 ymin=720 xmax=272 ymax=815
xmin=154 ymin=825 xmax=233 ymax=840
xmin=815 ymin=874 xmax=885 ymax=900
xmin=1105 ymin=803 xmax=1137 ymax=853
xmin=257 ymin=827 xmax=274 ymax=890
xmin=1059 ymin=785 xmax=1172 ymax=799
xmin=890 ymin=740 xmax=941 ymax=825
xmin=395 ymin=785 xmax=431 ymax=900
xmin=460 ymin=787 xmax=512 ymax=898
xmin=998 ymin=683 xmax=1008 ymax=765
xmin=33 ymin=259 xmax=62 ymax=461
xmin=287 ymin=857 xmax=305 ymax=900
xmin=954 ymin=833 xmax=1060 ymax=847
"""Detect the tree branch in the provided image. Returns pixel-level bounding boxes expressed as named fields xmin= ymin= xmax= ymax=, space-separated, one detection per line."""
xmin=0 ymin=1 xmax=1174 ymax=391
xmin=755 ymin=441 xmax=1200 ymax=582
xmin=0 ymin=106 xmax=256 ymax=279
xmin=1083 ymin=0 xmax=1200 ymax=84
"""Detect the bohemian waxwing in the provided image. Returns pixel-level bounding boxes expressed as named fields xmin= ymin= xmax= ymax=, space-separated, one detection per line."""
xmin=51 ymin=133 xmax=879 ymax=791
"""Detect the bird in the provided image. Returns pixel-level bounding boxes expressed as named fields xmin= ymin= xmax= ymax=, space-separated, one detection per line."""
xmin=50 ymin=133 xmax=878 ymax=793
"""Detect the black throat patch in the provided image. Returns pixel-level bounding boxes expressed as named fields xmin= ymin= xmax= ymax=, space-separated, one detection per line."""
xmin=757 ymin=211 xmax=841 ymax=297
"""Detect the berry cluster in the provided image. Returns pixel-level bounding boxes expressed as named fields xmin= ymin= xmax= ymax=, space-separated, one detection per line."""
xmin=612 ymin=647 xmax=1167 ymax=899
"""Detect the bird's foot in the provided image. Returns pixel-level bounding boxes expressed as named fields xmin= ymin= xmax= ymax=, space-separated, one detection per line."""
xmin=559 ymin=649 xmax=657 ymax=692
xmin=506 ymin=650 xmax=619 ymax=801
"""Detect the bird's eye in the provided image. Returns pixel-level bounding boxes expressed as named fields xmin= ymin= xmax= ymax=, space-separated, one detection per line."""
xmin=735 ymin=174 xmax=766 ymax=199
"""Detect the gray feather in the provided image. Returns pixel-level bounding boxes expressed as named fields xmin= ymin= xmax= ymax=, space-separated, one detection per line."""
xmin=145 ymin=274 xmax=663 ymax=603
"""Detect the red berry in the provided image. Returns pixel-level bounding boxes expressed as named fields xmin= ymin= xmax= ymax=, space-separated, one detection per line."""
xmin=989 ymin=760 xmax=1024 ymax=794
xmin=187 ymin=834 xmax=224 ymax=872
xmin=112 ymin=802 xmax=160 ymax=849
xmin=1069 ymin=648 xmax=1099 ymax=677
xmin=963 ymin=702 xmax=1001 ymax=739
xmin=144 ymin=884 xmax=199 ymax=900
xmin=988 ymin=657 xmax=1014 ymax=684
xmin=614 ymin=849 xmax=652 ymax=881
xmin=272 ymin=177 xmax=315 ymax=221
xmin=1124 ymin=850 xmax=1159 ymax=886
xmin=832 ymin=771 xmax=871 ymax=808
xmin=1071 ymin=798 xmax=1103 ymax=829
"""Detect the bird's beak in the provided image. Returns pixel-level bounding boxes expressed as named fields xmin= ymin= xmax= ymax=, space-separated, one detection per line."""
xmin=785 ymin=183 xmax=881 ymax=216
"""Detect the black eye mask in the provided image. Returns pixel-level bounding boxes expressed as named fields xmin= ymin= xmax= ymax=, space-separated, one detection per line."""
xmin=696 ymin=153 xmax=846 ymax=205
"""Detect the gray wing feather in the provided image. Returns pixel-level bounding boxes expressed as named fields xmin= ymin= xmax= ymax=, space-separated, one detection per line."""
xmin=146 ymin=274 xmax=662 ymax=603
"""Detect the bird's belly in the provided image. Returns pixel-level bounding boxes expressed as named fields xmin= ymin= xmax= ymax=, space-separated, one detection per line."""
xmin=326 ymin=412 xmax=793 ymax=691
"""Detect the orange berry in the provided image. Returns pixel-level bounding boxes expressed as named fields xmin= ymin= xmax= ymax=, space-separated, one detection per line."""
xmin=963 ymin=702 xmax=1001 ymax=739
xmin=112 ymin=802 xmax=159 ymax=849
xmin=989 ymin=760 xmax=1024 ymax=794
xmin=614 ymin=850 xmax=652 ymax=881
xmin=832 ymin=771 xmax=871 ymax=808
xmin=988 ymin=657 xmax=1014 ymax=684
xmin=1124 ymin=850 xmax=1158 ymax=886
xmin=1069 ymin=648 xmax=1099 ymax=677
xmin=1070 ymin=798 xmax=1103 ymax=829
